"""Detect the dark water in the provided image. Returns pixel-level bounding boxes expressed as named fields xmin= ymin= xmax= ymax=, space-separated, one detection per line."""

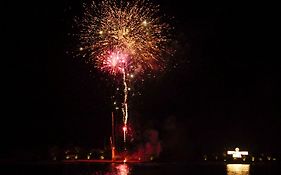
xmin=2 ymin=162 xmax=280 ymax=175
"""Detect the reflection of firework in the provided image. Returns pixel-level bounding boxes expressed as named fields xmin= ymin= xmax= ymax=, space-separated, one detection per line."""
xmin=76 ymin=0 xmax=172 ymax=75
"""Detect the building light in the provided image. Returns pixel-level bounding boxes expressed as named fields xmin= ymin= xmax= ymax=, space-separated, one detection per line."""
xmin=227 ymin=147 xmax=248 ymax=158
xmin=251 ymin=157 xmax=255 ymax=162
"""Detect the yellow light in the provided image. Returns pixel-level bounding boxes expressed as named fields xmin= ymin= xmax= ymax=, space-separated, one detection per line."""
xmin=227 ymin=147 xmax=248 ymax=158
xmin=100 ymin=156 xmax=104 ymax=159
xmin=227 ymin=164 xmax=250 ymax=174
xmin=99 ymin=30 xmax=103 ymax=35
xmin=79 ymin=47 xmax=83 ymax=51
xmin=142 ymin=20 xmax=147 ymax=26
xmin=130 ymin=74 xmax=134 ymax=78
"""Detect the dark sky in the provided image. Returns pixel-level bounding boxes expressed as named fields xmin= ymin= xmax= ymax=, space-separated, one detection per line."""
xmin=3 ymin=0 xmax=280 ymax=155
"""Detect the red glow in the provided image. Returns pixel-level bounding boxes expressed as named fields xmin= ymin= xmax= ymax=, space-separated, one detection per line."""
xmin=123 ymin=126 xmax=127 ymax=132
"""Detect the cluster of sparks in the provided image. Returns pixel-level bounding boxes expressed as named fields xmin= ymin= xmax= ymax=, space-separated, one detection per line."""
xmin=76 ymin=0 xmax=172 ymax=143
xmin=76 ymin=0 xmax=171 ymax=75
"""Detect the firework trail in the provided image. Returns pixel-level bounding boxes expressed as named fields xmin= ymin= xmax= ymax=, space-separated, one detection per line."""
xmin=122 ymin=68 xmax=128 ymax=143
xmin=75 ymin=0 xmax=172 ymax=144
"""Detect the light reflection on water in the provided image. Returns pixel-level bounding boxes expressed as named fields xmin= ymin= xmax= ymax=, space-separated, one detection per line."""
xmin=93 ymin=163 xmax=131 ymax=175
xmin=4 ymin=160 xmax=280 ymax=175
xmin=227 ymin=164 xmax=250 ymax=175
xmin=114 ymin=164 xmax=130 ymax=175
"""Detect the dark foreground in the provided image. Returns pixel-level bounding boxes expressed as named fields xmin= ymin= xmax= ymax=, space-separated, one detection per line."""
xmin=1 ymin=161 xmax=280 ymax=175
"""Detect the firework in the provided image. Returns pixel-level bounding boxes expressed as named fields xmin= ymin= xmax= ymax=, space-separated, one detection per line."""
xmin=75 ymin=0 xmax=172 ymax=145
xmin=76 ymin=0 xmax=172 ymax=75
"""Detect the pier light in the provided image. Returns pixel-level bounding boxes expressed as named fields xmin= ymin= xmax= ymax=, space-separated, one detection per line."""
xmin=227 ymin=147 xmax=248 ymax=158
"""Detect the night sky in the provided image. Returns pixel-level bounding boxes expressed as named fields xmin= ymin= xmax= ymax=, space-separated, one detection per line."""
xmin=3 ymin=0 xmax=280 ymax=157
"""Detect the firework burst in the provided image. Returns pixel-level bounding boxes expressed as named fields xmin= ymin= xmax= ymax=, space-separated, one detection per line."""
xmin=76 ymin=0 xmax=172 ymax=75
xmin=75 ymin=0 xmax=173 ymax=145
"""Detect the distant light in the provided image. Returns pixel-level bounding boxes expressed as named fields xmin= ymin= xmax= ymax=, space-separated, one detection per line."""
xmin=204 ymin=155 xmax=207 ymax=161
xmin=87 ymin=155 xmax=90 ymax=159
xmin=99 ymin=30 xmax=103 ymax=35
xmin=123 ymin=126 xmax=127 ymax=132
xmin=273 ymin=158 xmax=276 ymax=161
xmin=113 ymin=101 xmax=117 ymax=105
xmin=252 ymin=157 xmax=255 ymax=161
xmin=227 ymin=147 xmax=248 ymax=158
xmin=130 ymin=74 xmax=134 ymax=78
xmin=123 ymin=158 xmax=127 ymax=163
xmin=75 ymin=155 xmax=78 ymax=159
xmin=128 ymin=87 xmax=131 ymax=91
xmin=79 ymin=47 xmax=83 ymax=51
xmin=100 ymin=156 xmax=104 ymax=160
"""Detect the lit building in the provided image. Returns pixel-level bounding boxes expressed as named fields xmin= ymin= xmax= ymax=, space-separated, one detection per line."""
xmin=227 ymin=147 xmax=248 ymax=158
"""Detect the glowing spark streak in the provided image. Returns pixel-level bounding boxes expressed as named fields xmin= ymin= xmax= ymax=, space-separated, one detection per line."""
xmin=123 ymin=126 xmax=127 ymax=144
xmin=123 ymin=126 xmax=127 ymax=143
xmin=122 ymin=68 xmax=128 ymax=143
xmin=123 ymin=69 xmax=128 ymax=126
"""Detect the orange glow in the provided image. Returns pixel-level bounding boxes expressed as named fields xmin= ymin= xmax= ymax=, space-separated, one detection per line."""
xmin=227 ymin=164 xmax=250 ymax=175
